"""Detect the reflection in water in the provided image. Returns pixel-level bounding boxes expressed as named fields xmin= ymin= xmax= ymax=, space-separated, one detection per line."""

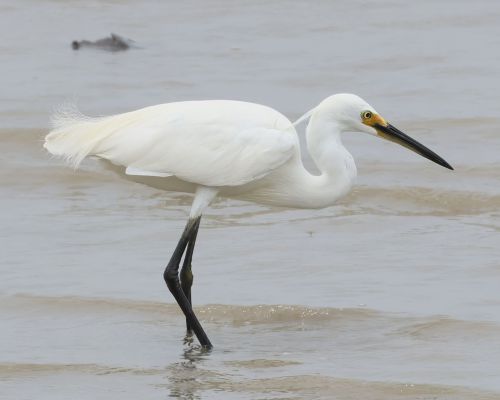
xmin=167 ymin=337 xmax=212 ymax=400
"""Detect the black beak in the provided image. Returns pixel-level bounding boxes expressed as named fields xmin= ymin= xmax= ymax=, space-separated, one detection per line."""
xmin=375 ymin=123 xmax=453 ymax=170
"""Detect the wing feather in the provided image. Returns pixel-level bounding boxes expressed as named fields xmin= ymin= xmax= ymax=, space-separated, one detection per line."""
xmin=45 ymin=101 xmax=297 ymax=187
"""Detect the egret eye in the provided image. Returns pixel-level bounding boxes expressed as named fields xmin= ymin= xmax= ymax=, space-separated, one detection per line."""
xmin=361 ymin=111 xmax=372 ymax=120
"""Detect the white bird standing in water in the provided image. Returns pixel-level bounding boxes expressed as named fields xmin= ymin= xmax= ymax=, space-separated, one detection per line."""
xmin=44 ymin=94 xmax=453 ymax=348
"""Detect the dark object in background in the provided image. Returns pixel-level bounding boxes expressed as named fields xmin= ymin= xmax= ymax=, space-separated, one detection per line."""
xmin=71 ymin=33 xmax=134 ymax=52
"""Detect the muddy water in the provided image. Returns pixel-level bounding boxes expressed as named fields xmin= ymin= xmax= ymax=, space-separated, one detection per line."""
xmin=1 ymin=1 xmax=500 ymax=399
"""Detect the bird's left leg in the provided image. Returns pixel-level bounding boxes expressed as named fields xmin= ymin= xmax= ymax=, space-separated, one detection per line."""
xmin=180 ymin=217 xmax=200 ymax=334
xmin=163 ymin=186 xmax=218 ymax=348
xmin=163 ymin=216 xmax=212 ymax=348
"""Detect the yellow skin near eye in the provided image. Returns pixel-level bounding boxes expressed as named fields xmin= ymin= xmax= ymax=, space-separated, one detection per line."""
xmin=361 ymin=111 xmax=388 ymax=128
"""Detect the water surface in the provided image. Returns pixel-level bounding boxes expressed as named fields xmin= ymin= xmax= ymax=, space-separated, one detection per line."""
xmin=1 ymin=1 xmax=499 ymax=399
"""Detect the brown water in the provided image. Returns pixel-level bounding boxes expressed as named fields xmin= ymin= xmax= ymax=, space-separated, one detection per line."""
xmin=1 ymin=1 xmax=500 ymax=399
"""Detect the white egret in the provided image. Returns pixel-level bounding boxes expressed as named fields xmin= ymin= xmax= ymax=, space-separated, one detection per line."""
xmin=44 ymin=94 xmax=453 ymax=348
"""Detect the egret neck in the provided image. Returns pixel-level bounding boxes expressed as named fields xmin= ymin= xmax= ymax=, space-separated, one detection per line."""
xmin=268 ymin=109 xmax=357 ymax=208
xmin=307 ymin=110 xmax=357 ymax=180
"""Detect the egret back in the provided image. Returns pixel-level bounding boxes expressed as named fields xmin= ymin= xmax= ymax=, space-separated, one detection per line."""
xmin=44 ymin=100 xmax=298 ymax=187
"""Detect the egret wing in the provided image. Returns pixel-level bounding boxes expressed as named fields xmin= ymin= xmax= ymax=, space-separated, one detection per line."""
xmin=45 ymin=102 xmax=298 ymax=187
xmin=105 ymin=122 xmax=297 ymax=187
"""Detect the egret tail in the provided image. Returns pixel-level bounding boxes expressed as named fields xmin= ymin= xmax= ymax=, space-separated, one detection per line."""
xmin=44 ymin=105 xmax=117 ymax=168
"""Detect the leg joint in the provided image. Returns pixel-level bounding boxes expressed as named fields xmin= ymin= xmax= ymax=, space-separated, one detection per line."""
xmin=163 ymin=267 xmax=179 ymax=284
xmin=180 ymin=265 xmax=193 ymax=286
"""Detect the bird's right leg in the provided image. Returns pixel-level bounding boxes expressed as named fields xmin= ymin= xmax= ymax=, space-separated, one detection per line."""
xmin=179 ymin=217 xmax=200 ymax=334
xmin=163 ymin=216 xmax=212 ymax=348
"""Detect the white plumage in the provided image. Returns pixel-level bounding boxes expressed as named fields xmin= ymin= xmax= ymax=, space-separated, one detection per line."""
xmin=45 ymin=94 xmax=453 ymax=213
xmin=43 ymin=94 xmax=453 ymax=348
xmin=45 ymin=100 xmax=297 ymax=187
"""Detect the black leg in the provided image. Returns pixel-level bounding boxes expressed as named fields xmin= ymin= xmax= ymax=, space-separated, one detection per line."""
xmin=163 ymin=216 xmax=212 ymax=348
xmin=180 ymin=217 xmax=200 ymax=334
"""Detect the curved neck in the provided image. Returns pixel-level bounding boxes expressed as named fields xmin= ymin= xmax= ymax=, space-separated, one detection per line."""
xmin=306 ymin=114 xmax=356 ymax=179
xmin=234 ymin=110 xmax=357 ymax=209
xmin=288 ymin=111 xmax=357 ymax=208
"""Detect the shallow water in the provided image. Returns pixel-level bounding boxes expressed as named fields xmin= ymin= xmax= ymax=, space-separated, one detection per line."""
xmin=1 ymin=1 xmax=500 ymax=399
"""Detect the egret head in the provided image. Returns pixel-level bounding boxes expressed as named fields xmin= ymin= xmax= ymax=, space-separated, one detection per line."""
xmin=316 ymin=93 xmax=453 ymax=170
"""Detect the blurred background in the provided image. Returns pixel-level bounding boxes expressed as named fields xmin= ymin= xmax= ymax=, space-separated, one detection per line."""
xmin=1 ymin=1 xmax=499 ymax=399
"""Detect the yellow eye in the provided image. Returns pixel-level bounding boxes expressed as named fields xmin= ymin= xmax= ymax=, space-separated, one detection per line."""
xmin=361 ymin=111 xmax=373 ymax=120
